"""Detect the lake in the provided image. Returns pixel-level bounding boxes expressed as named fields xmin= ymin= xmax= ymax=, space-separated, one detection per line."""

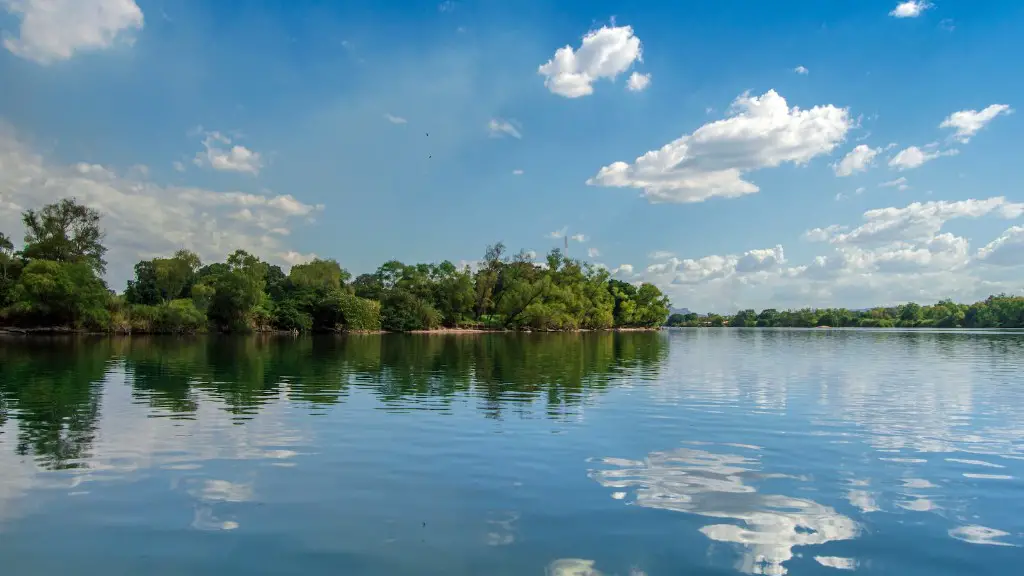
xmin=0 ymin=330 xmax=1022 ymax=575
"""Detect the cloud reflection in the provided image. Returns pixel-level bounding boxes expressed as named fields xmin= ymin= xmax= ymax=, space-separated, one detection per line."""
xmin=590 ymin=445 xmax=859 ymax=575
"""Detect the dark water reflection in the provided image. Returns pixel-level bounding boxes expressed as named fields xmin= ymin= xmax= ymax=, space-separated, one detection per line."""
xmin=0 ymin=330 xmax=1022 ymax=575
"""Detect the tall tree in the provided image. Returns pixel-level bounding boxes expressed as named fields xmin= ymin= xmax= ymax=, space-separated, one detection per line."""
xmin=21 ymin=198 xmax=107 ymax=274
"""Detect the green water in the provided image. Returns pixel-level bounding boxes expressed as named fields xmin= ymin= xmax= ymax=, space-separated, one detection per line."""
xmin=0 ymin=330 xmax=1022 ymax=574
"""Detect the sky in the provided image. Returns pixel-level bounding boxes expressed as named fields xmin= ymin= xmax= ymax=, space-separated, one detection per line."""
xmin=1 ymin=0 xmax=1022 ymax=313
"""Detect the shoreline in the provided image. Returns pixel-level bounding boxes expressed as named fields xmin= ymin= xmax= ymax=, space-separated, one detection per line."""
xmin=0 ymin=326 xmax=663 ymax=337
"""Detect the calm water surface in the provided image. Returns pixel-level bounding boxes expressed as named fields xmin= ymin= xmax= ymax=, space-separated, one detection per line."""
xmin=1 ymin=330 xmax=1022 ymax=575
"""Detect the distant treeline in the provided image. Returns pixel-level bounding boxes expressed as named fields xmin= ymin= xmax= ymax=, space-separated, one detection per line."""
xmin=0 ymin=198 xmax=671 ymax=334
xmin=667 ymin=296 xmax=1024 ymax=329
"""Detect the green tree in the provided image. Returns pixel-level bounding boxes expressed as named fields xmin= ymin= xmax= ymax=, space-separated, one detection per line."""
xmin=0 ymin=231 xmax=21 ymax=307
xmin=9 ymin=260 xmax=110 ymax=328
xmin=289 ymin=258 xmax=350 ymax=291
xmin=21 ymin=198 xmax=107 ymax=274
xmin=206 ymin=250 xmax=269 ymax=330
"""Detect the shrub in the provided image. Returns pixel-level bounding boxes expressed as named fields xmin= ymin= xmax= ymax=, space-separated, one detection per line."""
xmin=155 ymin=299 xmax=207 ymax=334
xmin=380 ymin=289 xmax=438 ymax=331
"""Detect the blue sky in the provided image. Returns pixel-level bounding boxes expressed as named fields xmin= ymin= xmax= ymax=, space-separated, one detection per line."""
xmin=1 ymin=0 xmax=1022 ymax=312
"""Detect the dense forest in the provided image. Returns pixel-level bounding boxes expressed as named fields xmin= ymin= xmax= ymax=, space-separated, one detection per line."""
xmin=0 ymin=198 xmax=671 ymax=333
xmin=667 ymin=295 xmax=1024 ymax=329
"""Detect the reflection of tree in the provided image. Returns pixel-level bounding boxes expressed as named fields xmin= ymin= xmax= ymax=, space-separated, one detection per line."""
xmin=1 ymin=333 xmax=667 ymax=464
xmin=0 ymin=337 xmax=111 ymax=469
xmin=116 ymin=332 xmax=667 ymax=420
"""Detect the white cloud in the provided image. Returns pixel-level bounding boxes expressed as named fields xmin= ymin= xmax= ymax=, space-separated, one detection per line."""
xmin=640 ymin=197 xmax=1024 ymax=311
xmin=487 ymin=118 xmax=522 ymax=139
xmin=512 ymin=169 xmax=524 ymax=175
xmin=834 ymin=144 xmax=881 ymax=177
xmin=880 ymin=176 xmax=909 ymax=191
xmin=888 ymin=145 xmax=958 ymax=171
xmin=587 ymin=247 xmax=600 ymax=258
xmin=855 ymin=186 xmax=866 ymax=195
xmin=546 ymin=226 xmax=567 ymax=239
xmin=794 ymin=66 xmax=809 ymax=75
xmin=538 ymin=25 xmax=644 ymax=98
xmin=626 ymin=71 xmax=651 ymax=92
xmin=383 ymin=113 xmax=407 ymax=124
xmin=0 ymin=122 xmax=322 ymax=285
xmin=587 ymin=90 xmax=851 ymax=203
xmin=193 ymin=131 xmax=264 ymax=175
xmin=811 ymin=197 xmax=1024 ymax=247
xmin=648 ymin=250 xmax=675 ymax=260
xmin=889 ymin=1 xmax=932 ymax=18
xmin=735 ymin=245 xmax=785 ymax=273
xmin=976 ymin=226 xmax=1024 ymax=266
xmin=2 ymin=0 xmax=144 ymax=64
xmin=939 ymin=104 xmax=1013 ymax=143
xmin=280 ymin=251 xmax=318 ymax=266
xmin=570 ymin=233 xmax=587 ymax=242
xmin=172 ymin=161 xmax=186 ymax=172
xmin=612 ymin=264 xmax=634 ymax=277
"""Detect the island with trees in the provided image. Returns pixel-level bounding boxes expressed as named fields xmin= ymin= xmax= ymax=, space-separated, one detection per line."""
xmin=0 ymin=198 xmax=672 ymax=334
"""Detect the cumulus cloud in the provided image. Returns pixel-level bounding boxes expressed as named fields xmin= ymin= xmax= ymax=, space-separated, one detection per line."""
xmin=512 ymin=169 xmax=524 ymax=175
xmin=888 ymin=145 xmax=958 ymax=171
xmin=794 ymin=65 xmax=809 ymax=75
xmin=834 ymin=144 xmax=881 ymax=177
xmin=939 ymin=104 xmax=1013 ymax=143
xmin=570 ymin=233 xmax=587 ymax=242
xmin=626 ymin=71 xmax=651 ymax=92
xmin=383 ymin=113 xmax=407 ymax=124
xmin=546 ymin=227 xmax=567 ymax=239
xmin=0 ymin=122 xmax=323 ymax=286
xmin=487 ymin=118 xmax=522 ymax=139
xmin=193 ymin=131 xmax=264 ymax=175
xmin=587 ymin=247 xmax=600 ymax=258
xmin=612 ymin=264 xmax=634 ymax=277
xmin=976 ymin=226 xmax=1024 ymax=266
xmin=889 ymin=1 xmax=932 ymax=18
xmin=2 ymin=0 xmax=144 ymax=64
xmin=587 ymin=90 xmax=851 ymax=203
xmin=639 ymin=197 xmax=1024 ymax=311
xmin=538 ymin=25 xmax=644 ymax=98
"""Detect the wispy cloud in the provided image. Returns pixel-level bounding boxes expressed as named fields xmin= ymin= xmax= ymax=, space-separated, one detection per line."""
xmin=488 ymin=118 xmax=522 ymax=139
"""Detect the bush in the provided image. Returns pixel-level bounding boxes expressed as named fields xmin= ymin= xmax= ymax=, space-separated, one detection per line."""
xmin=338 ymin=293 xmax=382 ymax=331
xmin=380 ymin=289 xmax=438 ymax=332
xmin=272 ymin=301 xmax=313 ymax=332
xmin=155 ymin=299 xmax=207 ymax=334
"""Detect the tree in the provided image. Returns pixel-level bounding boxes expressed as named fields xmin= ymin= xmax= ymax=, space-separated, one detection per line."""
xmin=9 ymin=260 xmax=110 ymax=328
xmin=630 ymin=283 xmax=671 ymax=327
xmin=0 ymin=231 xmax=20 ymax=307
xmin=289 ymin=258 xmax=349 ymax=291
xmin=21 ymin=198 xmax=107 ymax=274
xmin=206 ymin=250 xmax=269 ymax=330
xmin=124 ymin=260 xmax=161 ymax=305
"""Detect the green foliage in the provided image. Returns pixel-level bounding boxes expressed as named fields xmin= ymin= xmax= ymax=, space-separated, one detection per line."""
xmin=669 ymin=295 xmax=1024 ymax=329
xmin=0 ymin=231 xmax=22 ymax=308
xmin=6 ymin=260 xmax=110 ymax=328
xmin=289 ymin=258 xmax=350 ymax=291
xmin=206 ymin=250 xmax=269 ymax=331
xmin=20 ymin=198 xmax=107 ymax=274
xmin=381 ymin=289 xmax=440 ymax=331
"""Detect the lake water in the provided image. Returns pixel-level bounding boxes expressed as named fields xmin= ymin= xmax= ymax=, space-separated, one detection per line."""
xmin=1 ymin=330 xmax=1022 ymax=575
